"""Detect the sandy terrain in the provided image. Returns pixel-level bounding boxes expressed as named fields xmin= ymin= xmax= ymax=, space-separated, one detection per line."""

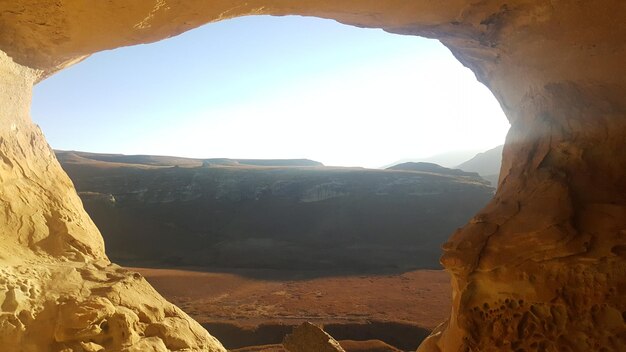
xmin=132 ymin=268 xmax=451 ymax=329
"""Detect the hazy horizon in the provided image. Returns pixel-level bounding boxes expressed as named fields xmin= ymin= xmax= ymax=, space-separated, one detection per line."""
xmin=54 ymin=146 xmax=498 ymax=169
xmin=32 ymin=15 xmax=510 ymax=168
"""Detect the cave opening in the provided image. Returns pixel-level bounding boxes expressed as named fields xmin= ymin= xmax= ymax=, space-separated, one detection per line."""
xmin=2 ymin=2 xmax=624 ymax=352
xmin=29 ymin=15 xmax=510 ymax=351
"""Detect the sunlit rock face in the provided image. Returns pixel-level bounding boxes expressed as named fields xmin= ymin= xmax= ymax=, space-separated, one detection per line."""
xmin=0 ymin=1 xmax=625 ymax=351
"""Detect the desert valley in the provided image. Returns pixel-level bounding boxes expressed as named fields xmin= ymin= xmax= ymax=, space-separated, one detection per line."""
xmin=55 ymin=150 xmax=498 ymax=351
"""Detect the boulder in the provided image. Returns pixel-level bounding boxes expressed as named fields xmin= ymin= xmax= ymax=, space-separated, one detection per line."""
xmin=283 ymin=322 xmax=346 ymax=352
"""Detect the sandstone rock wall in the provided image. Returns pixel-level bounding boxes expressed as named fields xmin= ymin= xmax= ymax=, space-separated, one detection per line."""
xmin=0 ymin=1 xmax=625 ymax=351
xmin=0 ymin=50 xmax=102 ymax=264
xmin=0 ymin=50 xmax=225 ymax=352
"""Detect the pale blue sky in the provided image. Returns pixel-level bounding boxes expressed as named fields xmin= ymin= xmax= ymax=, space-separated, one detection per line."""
xmin=32 ymin=15 xmax=509 ymax=168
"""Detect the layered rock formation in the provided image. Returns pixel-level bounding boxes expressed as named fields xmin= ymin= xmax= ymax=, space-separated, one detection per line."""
xmin=0 ymin=1 xmax=625 ymax=351
xmin=56 ymin=151 xmax=492 ymax=272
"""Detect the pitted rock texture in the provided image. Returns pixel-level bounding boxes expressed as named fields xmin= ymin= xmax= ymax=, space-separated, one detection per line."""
xmin=0 ymin=263 xmax=224 ymax=352
xmin=0 ymin=51 xmax=225 ymax=351
xmin=0 ymin=1 xmax=625 ymax=352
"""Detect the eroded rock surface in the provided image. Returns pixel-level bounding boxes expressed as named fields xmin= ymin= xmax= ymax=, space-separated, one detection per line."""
xmin=0 ymin=1 xmax=625 ymax=351
xmin=0 ymin=263 xmax=224 ymax=351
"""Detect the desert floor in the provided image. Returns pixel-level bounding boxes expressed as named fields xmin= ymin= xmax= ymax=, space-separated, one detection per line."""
xmin=133 ymin=267 xmax=451 ymax=350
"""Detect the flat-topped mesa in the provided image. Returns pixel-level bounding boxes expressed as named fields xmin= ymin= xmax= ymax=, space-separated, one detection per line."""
xmin=0 ymin=1 xmax=625 ymax=351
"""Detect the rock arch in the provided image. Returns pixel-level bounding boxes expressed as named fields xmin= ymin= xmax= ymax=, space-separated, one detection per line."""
xmin=0 ymin=1 xmax=624 ymax=351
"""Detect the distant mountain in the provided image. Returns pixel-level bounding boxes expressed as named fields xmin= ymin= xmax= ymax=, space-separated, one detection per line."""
xmin=55 ymin=150 xmax=323 ymax=168
xmin=456 ymin=145 xmax=504 ymax=186
xmin=381 ymin=149 xmax=483 ymax=169
xmin=56 ymin=150 xmax=494 ymax=272
xmin=387 ymin=162 xmax=487 ymax=184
